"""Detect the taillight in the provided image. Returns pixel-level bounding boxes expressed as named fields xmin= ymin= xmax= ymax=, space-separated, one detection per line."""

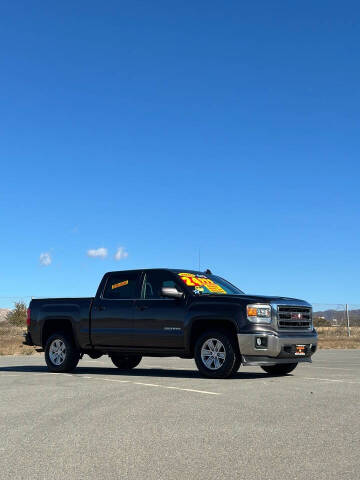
xmin=26 ymin=308 xmax=31 ymax=327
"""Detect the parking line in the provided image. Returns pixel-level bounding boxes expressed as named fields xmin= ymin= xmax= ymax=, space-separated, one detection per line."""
xmin=303 ymin=377 xmax=360 ymax=385
xmin=101 ymin=378 xmax=130 ymax=383
xmin=32 ymin=372 xmax=62 ymax=375
xmin=79 ymin=375 xmax=220 ymax=395
xmin=24 ymin=370 xmax=220 ymax=395
xmin=316 ymin=363 xmax=360 ymax=367
xmin=132 ymin=381 xmax=220 ymax=395
xmin=306 ymin=366 xmax=359 ymax=371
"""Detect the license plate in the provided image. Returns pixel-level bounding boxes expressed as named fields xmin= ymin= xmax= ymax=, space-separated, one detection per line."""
xmin=295 ymin=345 xmax=306 ymax=356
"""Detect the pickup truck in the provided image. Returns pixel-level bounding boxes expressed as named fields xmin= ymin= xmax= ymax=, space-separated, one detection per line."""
xmin=24 ymin=268 xmax=318 ymax=378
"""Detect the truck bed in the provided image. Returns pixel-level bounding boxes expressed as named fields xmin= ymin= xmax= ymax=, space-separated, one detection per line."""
xmin=28 ymin=297 xmax=94 ymax=349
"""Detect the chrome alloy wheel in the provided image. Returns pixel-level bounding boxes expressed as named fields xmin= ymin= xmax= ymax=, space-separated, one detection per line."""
xmin=49 ymin=339 xmax=66 ymax=366
xmin=200 ymin=338 xmax=226 ymax=370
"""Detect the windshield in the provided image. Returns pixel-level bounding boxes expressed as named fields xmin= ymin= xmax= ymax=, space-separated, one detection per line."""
xmin=176 ymin=272 xmax=244 ymax=295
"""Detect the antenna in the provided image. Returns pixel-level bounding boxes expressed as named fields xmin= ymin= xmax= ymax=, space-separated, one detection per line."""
xmin=198 ymin=248 xmax=201 ymax=271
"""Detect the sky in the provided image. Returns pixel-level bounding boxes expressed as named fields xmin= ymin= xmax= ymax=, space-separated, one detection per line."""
xmin=0 ymin=0 xmax=359 ymax=308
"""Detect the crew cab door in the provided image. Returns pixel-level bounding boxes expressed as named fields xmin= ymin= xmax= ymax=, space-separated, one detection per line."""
xmin=91 ymin=271 xmax=141 ymax=347
xmin=133 ymin=270 xmax=186 ymax=348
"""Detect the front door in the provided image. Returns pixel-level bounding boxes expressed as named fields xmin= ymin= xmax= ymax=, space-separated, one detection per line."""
xmin=133 ymin=270 xmax=186 ymax=349
xmin=91 ymin=271 xmax=141 ymax=347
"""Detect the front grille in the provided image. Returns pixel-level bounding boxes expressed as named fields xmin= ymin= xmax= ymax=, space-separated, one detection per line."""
xmin=277 ymin=306 xmax=312 ymax=329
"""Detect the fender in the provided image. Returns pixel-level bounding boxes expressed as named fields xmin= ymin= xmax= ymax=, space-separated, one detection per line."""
xmin=184 ymin=301 xmax=242 ymax=354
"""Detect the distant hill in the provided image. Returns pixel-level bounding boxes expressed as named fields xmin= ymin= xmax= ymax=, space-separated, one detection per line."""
xmin=0 ymin=308 xmax=10 ymax=323
xmin=313 ymin=308 xmax=360 ymax=325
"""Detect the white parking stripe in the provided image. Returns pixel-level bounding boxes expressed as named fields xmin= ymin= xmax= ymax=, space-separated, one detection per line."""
xmin=305 ymin=366 xmax=359 ymax=371
xmin=315 ymin=363 xmax=360 ymax=366
xmin=133 ymin=381 xmax=220 ymax=395
xmin=101 ymin=378 xmax=129 ymax=383
xmin=303 ymin=377 xmax=360 ymax=385
xmin=32 ymin=372 xmax=62 ymax=375
xmin=14 ymin=370 xmax=220 ymax=395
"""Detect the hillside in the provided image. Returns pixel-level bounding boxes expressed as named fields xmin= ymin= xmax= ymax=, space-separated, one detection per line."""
xmin=0 ymin=308 xmax=10 ymax=323
xmin=314 ymin=308 xmax=360 ymax=325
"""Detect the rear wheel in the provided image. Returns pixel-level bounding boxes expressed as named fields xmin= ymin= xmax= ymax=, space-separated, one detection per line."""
xmin=194 ymin=331 xmax=239 ymax=379
xmin=110 ymin=354 xmax=142 ymax=370
xmin=261 ymin=363 xmax=298 ymax=376
xmin=45 ymin=333 xmax=80 ymax=373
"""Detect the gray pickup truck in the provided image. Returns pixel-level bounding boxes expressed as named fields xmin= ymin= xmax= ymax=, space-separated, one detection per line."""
xmin=24 ymin=268 xmax=318 ymax=378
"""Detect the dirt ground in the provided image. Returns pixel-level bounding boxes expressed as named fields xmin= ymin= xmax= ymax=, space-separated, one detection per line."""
xmin=0 ymin=324 xmax=35 ymax=355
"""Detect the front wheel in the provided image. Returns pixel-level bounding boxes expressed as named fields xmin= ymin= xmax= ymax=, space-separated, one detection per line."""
xmin=261 ymin=363 xmax=298 ymax=376
xmin=194 ymin=331 xmax=239 ymax=379
xmin=110 ymin=355 xmax=142 ymax=370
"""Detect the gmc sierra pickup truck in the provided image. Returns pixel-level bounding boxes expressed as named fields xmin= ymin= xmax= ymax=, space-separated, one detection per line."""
xmin=24 ymin=268 xmax=317 ymax=378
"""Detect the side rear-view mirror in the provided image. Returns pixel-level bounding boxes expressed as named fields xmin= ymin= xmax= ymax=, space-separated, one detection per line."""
xmin=161 ymin=287 xmax=184 ymax=299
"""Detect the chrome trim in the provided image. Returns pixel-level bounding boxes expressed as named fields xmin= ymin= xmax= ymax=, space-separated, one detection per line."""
xmin=271 ymin=301 xmax=313 ymax=332
xmin=241 ymin=356 xmax=312 ymax=366
xmin=237 ymin=331 xmax=318 ymax=363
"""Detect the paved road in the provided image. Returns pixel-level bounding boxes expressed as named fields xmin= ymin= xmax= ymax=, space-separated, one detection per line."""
xmin=0 ymin=350 xmax=359 ymax=480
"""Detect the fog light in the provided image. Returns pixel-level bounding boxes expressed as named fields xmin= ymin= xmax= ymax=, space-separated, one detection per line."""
xmin=255 ymin=336 xmax=268 ymax=348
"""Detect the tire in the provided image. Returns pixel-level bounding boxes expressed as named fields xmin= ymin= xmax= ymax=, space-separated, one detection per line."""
xmin=231 ymin=354 xmax=242 ymax=376
xmin=194 ymin=330 xmax=238 ymax=379
xmin=45 ymin=332 xmax=80 ymax=373
xmin=87 ymin=351 xmax=103 ymax=360
xmin=110 ymin=354 xmax=142 ymax=370
xmin=261 ymin=363 xmax=298 ymax=376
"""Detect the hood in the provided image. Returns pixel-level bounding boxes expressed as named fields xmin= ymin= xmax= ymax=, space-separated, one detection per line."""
xmin=193 ymin=293 xmax=311 ymax=307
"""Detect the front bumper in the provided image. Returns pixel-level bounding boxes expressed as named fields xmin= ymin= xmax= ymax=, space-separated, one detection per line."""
xmin=238 ymin=331 xmax=318 ymax=366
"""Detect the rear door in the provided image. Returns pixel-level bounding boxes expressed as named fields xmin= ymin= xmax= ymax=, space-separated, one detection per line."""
xmin=133 ymin=270 xmax=186 ymax=348
xmin=91 ymin=272 xmax=141 ymax=347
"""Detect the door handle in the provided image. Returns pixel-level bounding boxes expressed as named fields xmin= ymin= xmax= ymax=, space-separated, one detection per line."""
xmin=97 ymin=306 xmax=106 ymax=311
xmin=136 ymin=305 xmax=149 ymax=311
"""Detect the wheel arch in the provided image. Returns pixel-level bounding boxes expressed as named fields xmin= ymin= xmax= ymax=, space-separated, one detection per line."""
xmin=41 ymin=318 xmax=78 ymax=349
xmin=188 ymin=318 xmax=239 ymax=356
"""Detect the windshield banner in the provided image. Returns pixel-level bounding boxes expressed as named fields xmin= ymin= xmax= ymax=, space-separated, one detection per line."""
xmin=178 ymin=273 xmax=227 ymax=294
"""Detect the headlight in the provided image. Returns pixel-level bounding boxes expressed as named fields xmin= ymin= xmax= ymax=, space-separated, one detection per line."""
xmin=247 ymin=304 xmax=272 ymax=324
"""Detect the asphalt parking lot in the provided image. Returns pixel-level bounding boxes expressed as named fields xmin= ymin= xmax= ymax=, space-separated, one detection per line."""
xmin=0 ymin=350 xmax=359 ymax=480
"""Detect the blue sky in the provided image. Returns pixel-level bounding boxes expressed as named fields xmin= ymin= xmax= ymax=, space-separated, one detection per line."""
xmin=0 ymin=0 xmax=359 ymax=308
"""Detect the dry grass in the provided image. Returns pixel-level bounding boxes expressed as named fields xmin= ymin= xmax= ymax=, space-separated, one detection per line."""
xmin=0 ymin=322 xmax=36 ymax=356
xmin=317 ymin=326 xmax=360 ymax=349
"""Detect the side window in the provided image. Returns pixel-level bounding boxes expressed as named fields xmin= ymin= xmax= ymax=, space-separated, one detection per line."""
xmin=141 ymin=271 xmax=182 ymax=299
xmin=103 ymin=273 xmax=139 ymax=299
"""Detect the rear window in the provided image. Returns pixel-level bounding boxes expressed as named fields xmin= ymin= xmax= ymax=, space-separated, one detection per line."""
xmin=103 ymin=273 xmax=139 ymax=299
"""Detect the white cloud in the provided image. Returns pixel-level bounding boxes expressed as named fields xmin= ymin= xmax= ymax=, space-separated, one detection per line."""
xmin=39 ymin=252 xmax=52 ymax=266
xmin=114 ymin=246 xmax=128 ymax=261
xmin=87 ymin=247 xmax=108 ymax=259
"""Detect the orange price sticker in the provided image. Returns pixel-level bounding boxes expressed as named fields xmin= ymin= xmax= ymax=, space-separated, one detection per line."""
xmin=112 ymin=280 xmax=129 ymax=290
